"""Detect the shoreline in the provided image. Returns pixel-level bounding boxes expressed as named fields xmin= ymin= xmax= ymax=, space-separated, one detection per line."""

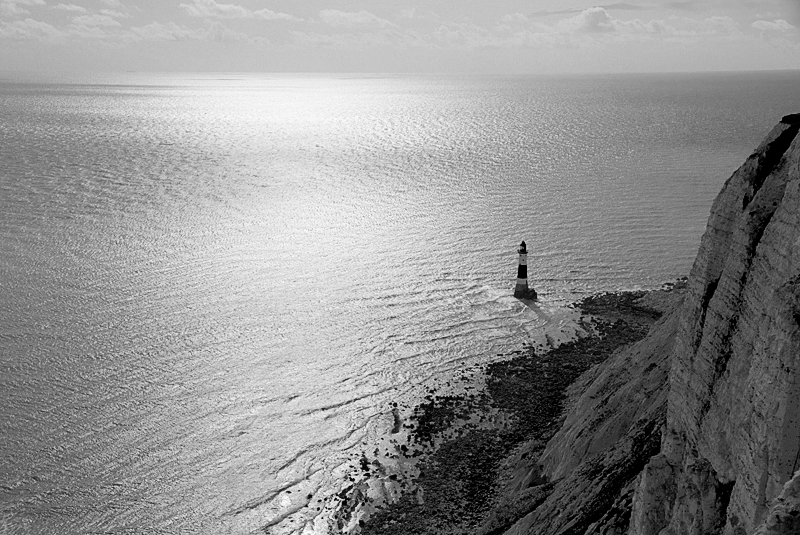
xmin=329 ymin=281 xmax=688 ymax=535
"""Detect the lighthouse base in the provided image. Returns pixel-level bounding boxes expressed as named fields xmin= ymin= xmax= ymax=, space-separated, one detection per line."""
xmin=514 ymin=283 xmax=538 ymax=300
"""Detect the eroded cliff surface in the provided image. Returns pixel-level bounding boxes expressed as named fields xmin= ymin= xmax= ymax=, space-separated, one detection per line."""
xmin=500 ymin=114 xmax=800 ymax=535
xmin=630 ymin=113 xmax=800 ymax=535
xmin=503 ymin=303 xmax=681 ymax=535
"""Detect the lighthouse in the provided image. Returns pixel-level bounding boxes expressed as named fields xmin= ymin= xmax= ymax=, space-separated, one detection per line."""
xmin=514 ymin=241 xmax=537 ymax=300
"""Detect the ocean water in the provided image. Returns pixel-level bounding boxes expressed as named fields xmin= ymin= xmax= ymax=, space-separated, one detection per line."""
xmin=1 ymin=71 xmax=799 ymax=534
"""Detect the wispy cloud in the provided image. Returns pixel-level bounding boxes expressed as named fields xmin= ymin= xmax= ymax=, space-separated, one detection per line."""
xmin=752 ymin=19 xmax=795 ymax=31
xmin=655 ymin=0 xmax=790 ymax=13
xmin=101 ymin=9 xmax=129 ymax=18
xmin=72 ymin=13 xmax=121 ymax=27
xmin=251 ymin=8 xmax=300 ymax=22
xmin=662 ymin=0 xmax=696 ymax=9
xmin=287 ymin=5 xmax=764 ymax=53
xmin=698 ymin=16 xmax=740 ymax=34
xmin=519 ymin=7 xmax=670 ymax=37
xmin=528 ymin=2 xmax=646 ymax=18
xmin=433 ymin=22 xmax=496 ymax=49
xmin=129 ymin=19 xmax=253 ymax=42
xmin=53 ymin=3 xmax=88 ymax=13
xmin=180 ymin=0 xmax=247 ymax=19
xmin=179 ymin=0 xmax=301 ymax=21
xmin=1 ymin=0 xmax=45 ymax=17
xmin=2 ymin=0 xmax=798 ymax=72
xmin=430 ymin=7 xmax=755 ymax=51
xmin=318 ymin=9 xmax=396 ymax=28
xmin=129 ymin=21 xmax=201 ymax=40
xmin=0 ymin=16 xmax=62 ymax=38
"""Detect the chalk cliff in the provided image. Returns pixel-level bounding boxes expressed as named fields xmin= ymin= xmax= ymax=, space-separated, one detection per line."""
xmin=501 ymin=114 xmax=800 ymax=535
xmin=631 ymin=113 xmax=800 ymax=535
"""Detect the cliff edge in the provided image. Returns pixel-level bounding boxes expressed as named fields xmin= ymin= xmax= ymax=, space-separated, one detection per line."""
xmin=630 ymin=115 xmax=800 ymax=535
xmin=631 ymin=114 xmax=800 ymax=535
xmin=500 ymin=114 xmax=800 ymax=535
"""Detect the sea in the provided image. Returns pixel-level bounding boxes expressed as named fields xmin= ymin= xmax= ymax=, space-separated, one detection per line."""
xmin=1 ymin=70 xmax=799 ymax=535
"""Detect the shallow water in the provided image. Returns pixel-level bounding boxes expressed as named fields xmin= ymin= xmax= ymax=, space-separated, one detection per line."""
xmin=1 ymin=71 xmax=799 ymax=533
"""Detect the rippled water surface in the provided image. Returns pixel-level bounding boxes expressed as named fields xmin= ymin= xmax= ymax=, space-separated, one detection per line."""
xmin=2 ymin=71 xmax=800 ymax=534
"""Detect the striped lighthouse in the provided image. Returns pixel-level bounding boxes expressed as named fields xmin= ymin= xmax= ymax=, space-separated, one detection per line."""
xmin=514 ymin=241 xmax=537 ymax=300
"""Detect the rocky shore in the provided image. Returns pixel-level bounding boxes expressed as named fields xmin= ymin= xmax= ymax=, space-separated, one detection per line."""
xmin=350 ymin=285 xmax=686 ymax=535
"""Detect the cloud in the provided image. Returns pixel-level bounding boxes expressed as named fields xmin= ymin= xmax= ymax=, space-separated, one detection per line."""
xmin=501 ymin=13 xmax=530 ymax=24
xmin=101 ymin=9 xmax=129 ymax=18
xmin=559 ymin=7 xmax=616 ymax=32
xmin=179 ymin=0 xmax=301 ymax=21
xmin=1 ymin=0 xmax=45 ymax=17
xmin=64 ymin=12 xmax=125 ymax=39
xmin=53 ymin=3 xmax=88 ymax=13
xmin=252 ymin=8 xmax=299 ymax=21
xmin=318 ymin=9 xmax=396 ymax=28
xmin=656 ymin=0 xmax=796 ymax=15
xmin=433 ymin=22 xmax=496 ymax=48
xmin=557 ymin=7 xmax=668 ymax=34
xmin=700 ymin=15 xmax=739 ymax=33
xmin=291 ymin=10 xmax=418 ymax=50
xmin=604 ymin=2 xmax=647 ymax=10
xmin=71 ymin=13 xmax=121 ymax=27
xmin=0 ymin=16 xmax=63 ymax=39
xmin=127 ymin=20 xmax=253 ymax=43
xmin=181 ymin=0 xmax=247 ymax=19
xmin=290 ymin=27 xmax=424 ymax=50
xmin=0 ymin=8 xmax=127 ymax=41
xmin=529 ymin=2 xmax=646 ymax=18
xmin=293 ymin=7 xmax=680 ymax=53
xmin=661 ymin=0 xmax=702 ymax=10
xmin=431 ymin=8 xmax=671 ymax=50
xmin=203 ymin=20 xmax=254 ymax=41
xmin=129 ymin=21 xmax=199 ymax=40
xmin=100 ymin=0 xmax=124 ymax=8
xmin=752 ymin=19 xmax=795 ymax=31
xmin=500 ymin=9 xmax=745 ymax=46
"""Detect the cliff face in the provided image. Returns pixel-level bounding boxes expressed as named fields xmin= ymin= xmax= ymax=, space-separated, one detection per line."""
xmin=501 ymin=114 xmax=800 ymax=535
xmin=503 ymin=305 xmax=680 ymax=535
xmin=631 ymin=113 xmax=800 ymax=535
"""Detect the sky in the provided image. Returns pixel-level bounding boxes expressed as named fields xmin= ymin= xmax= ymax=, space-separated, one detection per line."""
xmin=1 ymin=0 xmax=799 ymax=73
